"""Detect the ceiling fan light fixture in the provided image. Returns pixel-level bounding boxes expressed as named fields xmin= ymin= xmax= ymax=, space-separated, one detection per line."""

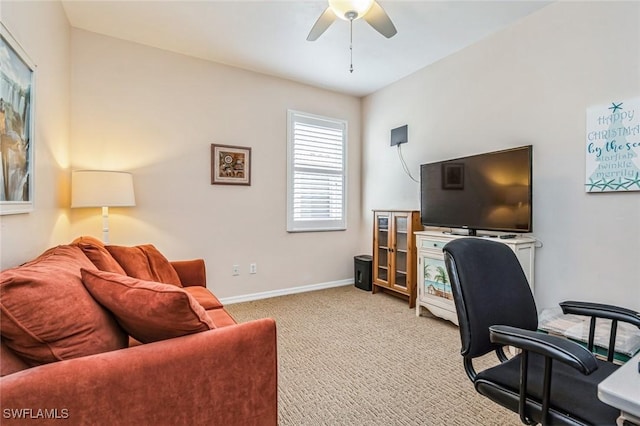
xmin=329 ymin=0 xmax=375 ymax=21
xmin=307 ymin=0 xmax=397 ymax=73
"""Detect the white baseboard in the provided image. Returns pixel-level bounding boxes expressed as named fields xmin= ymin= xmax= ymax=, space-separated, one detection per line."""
xmin=219 ymin=279 xmax=354 ymax=305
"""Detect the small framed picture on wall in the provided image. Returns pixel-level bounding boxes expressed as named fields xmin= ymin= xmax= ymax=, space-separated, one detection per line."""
xmin=211 ymin=144 xmax=251 ymax=186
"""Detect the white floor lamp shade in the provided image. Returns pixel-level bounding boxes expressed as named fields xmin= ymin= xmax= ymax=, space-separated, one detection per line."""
xmin=71 ymin=170 xmax=136 ymax=244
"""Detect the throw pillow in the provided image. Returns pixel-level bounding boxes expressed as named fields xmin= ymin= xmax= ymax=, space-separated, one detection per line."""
xmin=75 ymin=241 xmax=126 ymax=274
xmin=81 ymin=269 xmax=215 ymax=343
xmin=0 ymin=245 xmax=128 ymax=366
xmin=106 ymin=244 xmax=183 ymax=287
xmin=71 ymin=235 xmax=106 ymax=247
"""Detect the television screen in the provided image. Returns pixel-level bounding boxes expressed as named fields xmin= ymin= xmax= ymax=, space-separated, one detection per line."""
xmin=420 ymin=146 xmax=532 ymax=234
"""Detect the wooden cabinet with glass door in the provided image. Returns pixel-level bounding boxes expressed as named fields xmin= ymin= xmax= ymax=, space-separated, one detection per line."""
xmin=372 ymin=210 xmax=422 ymax=308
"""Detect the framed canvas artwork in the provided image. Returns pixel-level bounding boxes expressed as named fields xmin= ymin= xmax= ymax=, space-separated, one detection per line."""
xmin=585 ymin=98 xmax=640 ymax=192
xmin=1 ymin=23 xmax=36 ymax=215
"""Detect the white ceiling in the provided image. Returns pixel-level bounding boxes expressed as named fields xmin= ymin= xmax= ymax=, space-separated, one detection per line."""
xmin=61 ymin=0 xmax=552 ymax=97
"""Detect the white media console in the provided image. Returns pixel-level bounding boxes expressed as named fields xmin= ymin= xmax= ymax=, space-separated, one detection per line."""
xmin=415 ymin=230 xmax=536 ymax=325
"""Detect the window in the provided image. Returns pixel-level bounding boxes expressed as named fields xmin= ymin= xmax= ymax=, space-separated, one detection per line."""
xmin=287 ymin=110 xmax=347 ymax=232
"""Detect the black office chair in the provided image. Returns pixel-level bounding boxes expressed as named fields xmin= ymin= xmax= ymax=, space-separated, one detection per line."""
xmin=442 ymin=238 xmax=640 ymax=425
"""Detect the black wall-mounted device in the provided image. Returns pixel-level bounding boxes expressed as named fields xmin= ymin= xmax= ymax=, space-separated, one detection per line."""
xmin=390 ymin=125 xmax=408 ymax=146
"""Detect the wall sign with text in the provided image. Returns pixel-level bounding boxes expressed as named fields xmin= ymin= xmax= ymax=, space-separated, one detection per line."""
xmin=585 ymin=97 xmax=640 ymax=192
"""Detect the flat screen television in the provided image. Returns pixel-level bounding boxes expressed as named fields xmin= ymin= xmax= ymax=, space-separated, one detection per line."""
xmin=420 ymin=145 xmax=532 ymax=235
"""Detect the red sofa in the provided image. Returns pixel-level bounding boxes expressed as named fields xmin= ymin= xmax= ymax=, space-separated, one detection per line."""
xmin=0 ymin=238 xmax=277 ymax=425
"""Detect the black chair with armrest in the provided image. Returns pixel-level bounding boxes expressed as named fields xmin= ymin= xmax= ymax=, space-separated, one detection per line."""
xmin=442 ymin=238 xmax=640 ymax=425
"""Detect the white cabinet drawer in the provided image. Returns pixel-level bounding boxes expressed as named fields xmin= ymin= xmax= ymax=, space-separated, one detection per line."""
xmin=420 ymin=239 xmax=446 ymax=250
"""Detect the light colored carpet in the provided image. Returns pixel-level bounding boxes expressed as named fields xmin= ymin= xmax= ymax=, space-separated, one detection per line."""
xmin=225 ymin=285 xmax=518 ymax=425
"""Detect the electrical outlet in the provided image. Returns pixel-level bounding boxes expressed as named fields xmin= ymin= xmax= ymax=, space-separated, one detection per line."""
xmin=232 ymin=265 xmax=240 ymax=276
xmin=249 ymin=263 xmax=257 ymax=274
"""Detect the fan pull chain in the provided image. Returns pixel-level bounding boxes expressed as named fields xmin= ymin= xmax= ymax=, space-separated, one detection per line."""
xmin=349 ymin=17 xmax=354 ymax=73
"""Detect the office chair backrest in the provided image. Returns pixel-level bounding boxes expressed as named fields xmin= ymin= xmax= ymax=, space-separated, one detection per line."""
xmin=443 ymin=238 xmax=538 ymax=358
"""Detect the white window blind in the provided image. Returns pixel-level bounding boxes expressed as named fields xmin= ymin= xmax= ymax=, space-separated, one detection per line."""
xmin=287 ymin=110 xmax=347 ymax=232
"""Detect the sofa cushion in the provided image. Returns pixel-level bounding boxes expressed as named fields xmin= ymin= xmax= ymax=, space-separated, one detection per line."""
xmin=0 ymin=245 xmax=128 ymax=366
xmin=183 ymin=286 xmax=224 ymax=310
xmin=81 ymin=269 xmax=215 ymax=343
xmin=106 ymin=244 xmax=182 ymax=287
xmin=75 ymin=241 xmax=126 ymax=274
xmin=0 ymin=341 xmax=29 ymax=376
xmin=206 ymin=308 xmax=237 ymax=328
xmin=171 ymin=259 xmax=207 ymax=287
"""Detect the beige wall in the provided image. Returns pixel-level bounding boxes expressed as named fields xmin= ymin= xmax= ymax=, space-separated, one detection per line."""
xmin=3 ymin=1 xmax=638 ymax=311
xmin=362 ymin=1 xmax=640 ymax=310
xmin=69 ymin=30 xmax=363 ymax=299
xmin=0 ymin=1 xmax=71 ymax=269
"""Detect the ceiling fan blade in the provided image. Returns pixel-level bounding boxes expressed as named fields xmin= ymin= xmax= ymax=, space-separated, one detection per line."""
xmin=364 ymin=1 xmax=397 ymax=38
xmin=307 ymin=7 xmax=337 ymax=41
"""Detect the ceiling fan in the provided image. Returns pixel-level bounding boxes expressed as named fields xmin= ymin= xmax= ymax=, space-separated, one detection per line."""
xmin=307 ymin=0 xmax=397 ymax=72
